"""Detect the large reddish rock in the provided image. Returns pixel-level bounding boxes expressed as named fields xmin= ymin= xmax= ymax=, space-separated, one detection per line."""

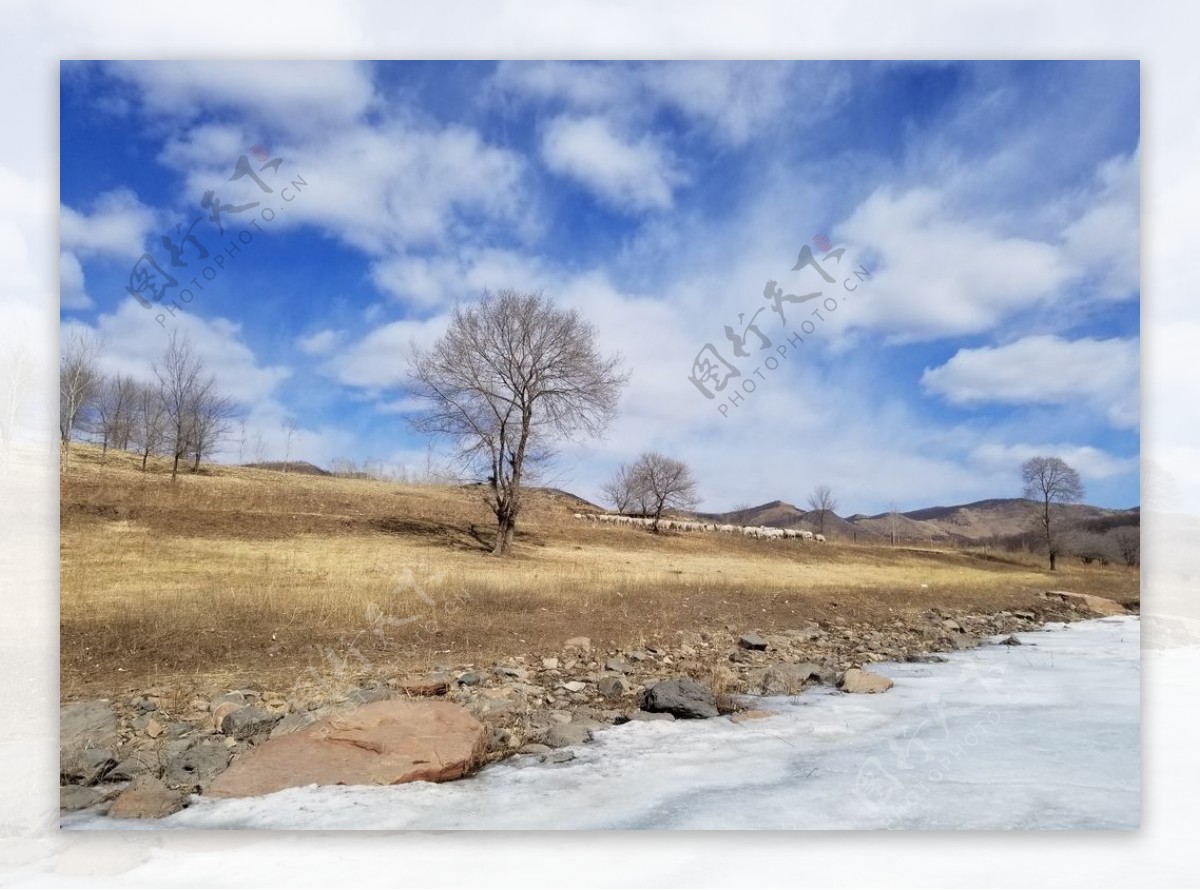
xmin=205 ymin=700 xmax=485 ymax=799
xmin=1044 ymin=590 xmax=1129 ymax=616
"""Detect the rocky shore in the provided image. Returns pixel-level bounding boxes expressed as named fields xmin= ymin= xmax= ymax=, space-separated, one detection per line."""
xmin=60 ymin=590 xmax=1132 ymax=818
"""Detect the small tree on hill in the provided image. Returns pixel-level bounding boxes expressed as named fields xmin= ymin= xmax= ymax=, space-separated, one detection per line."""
xmin=622 ymin=451 xmax=700 ymax=532
xmin=807 ymin=484 xmax=838 ymax=536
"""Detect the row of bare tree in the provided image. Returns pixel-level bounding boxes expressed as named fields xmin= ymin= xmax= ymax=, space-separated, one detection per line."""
xmin=59 ymin=332 xmax=237 ymax=479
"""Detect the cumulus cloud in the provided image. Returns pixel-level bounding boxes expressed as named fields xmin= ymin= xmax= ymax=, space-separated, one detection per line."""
xmin=971 ymin=441 xmax=1137 ymax=482
xmin=297 ymin=329 xmax=346 ymax=356
xmin=540 ymin=115 xmax=686 ymax=213
xmin=921 ymin=335 xmax=1139 ymax=429
xmin=60 ymin=188 xmax=157 ymax=260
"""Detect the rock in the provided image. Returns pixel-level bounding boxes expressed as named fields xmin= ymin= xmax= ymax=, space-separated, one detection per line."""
xmin=107 ymin=755 xmax=154 ymax=782
xmin=604 ymin=657 xmax=631 ymax=674
xmin=948 ymin=633 xmax=977 ymax=650
xmin=738 ymin=632 xmax=769 ymax=651
xmin=395 ymin=674 xmax=450 ymax=697
xmin=495 ymin=666 xmax=526 ymax=680
xmin=209 ymin=692 xmax=247 ymax=712
xmin=626 ymin=650 xmax=650 ymax=663
xmin=144 ymin=718 xmax=164 ymax=739
xmin=544 ymin=723 xmax=592 ymax=748
xmin=220 ymin=706 xmax=282 ymax=740
xmin=205 ymin=700 xmax=486 ymax=799
xmin=1000 ymin=635 xmax=1023 ymax=646
xmin=620 ymin=711 xmax=675 ymax=723
xmin=211 ymin=702 xmax=241 ymax=730
xmin=597 ymin=675 xmax=631 ymax=699
xmin=60 ymin=700 xmax=118 ymax=782
xmin=562 ymin=681 xmax=587 ymax=693
xmin=62 ymin=746 xmax=116 ymax=786
xmin=942 ymin=619 xmax=963 ymax=631
xmin=107 ymin=776 xmax=187 ymax=819
xmin=755 ymin=662 xmax=823 ymax=695
xmin=1014 ymin=610 xmax=1036 ymax=620
xmin=1044 ymin=590 xmax=1128 ymax=617
xmin=269 ymin=711 xmax=324 ymax=738
xmin=642 ymin=678 xmax=719 ymax=719
xmin=905 ymin=653 xmax=948 ymax=664
xmin=60 ymin=785 xmax=120 ymax=812
xmin=518 ymin=743 xmax=552 ymax=755
xmin=729 ymin=709 xmax=776 ymax=724
xmin=563 ymin=637 xmax=592 ymax=652
xmin=456 ymin=671 xmax=482 ymax=687
xmin=541 ymin=657 xmax=559 ymax=670
xmin=541 ymin=750 xmax=576 ymax=764
xmin=134 ymin=698 xmax=157 ymax=714
xmin=162 ymin=737 xmax=232 ymax=790
xmin=839 ymin=668 xmax=894 ymax=694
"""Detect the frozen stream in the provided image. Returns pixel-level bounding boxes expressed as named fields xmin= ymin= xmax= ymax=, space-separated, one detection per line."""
xmin=65 ymin=616 xmax=1139 ymax=830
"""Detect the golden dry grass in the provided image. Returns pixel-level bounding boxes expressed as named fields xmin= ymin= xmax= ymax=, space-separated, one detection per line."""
xmin=60 ymin=443 xmax=1139 ymax=699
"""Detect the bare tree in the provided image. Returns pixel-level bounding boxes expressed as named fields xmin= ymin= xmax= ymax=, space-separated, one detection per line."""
xmin=807 ymin=484 xmax=838 ymax=536
xmin=154 ymin=333 xmax=205 ymax=482
xmin=625 ymin=451 xmax=699 ymax=531
xmin=283 ymin=420 xmax=297 ymax=472
xmin=601 ymin=464 xmax=638 ymax=514
xmin=408 ymin=289 xmax=627 ymax=555
xmin=1021 ymin=456 xmax=1084 ymax=571
xmin=1110 ymin=525 xmax=1140 ymax=567
xmin=130 ymin=381 xmax=167 ymax=472
xmin=59 ymin=331 xmax=100 ymax=470
xmin=189 ymin=381 xmax=236 ymax=472
xmin=94 ymin=374 xmax=137 ymax=460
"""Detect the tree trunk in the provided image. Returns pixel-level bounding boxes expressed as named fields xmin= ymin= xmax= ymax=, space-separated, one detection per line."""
xmin=192 ymin=450 xmax=201 ymax=472
xmin=492 ymin=513 xmax=515 ymax=555
xmin=171 ymin=451 xmax=180 ymax=481
xmin=141 ymin=449 xmax=149 ymax=472
xmin=1049 ymin=551 xmax=1057 ymax=571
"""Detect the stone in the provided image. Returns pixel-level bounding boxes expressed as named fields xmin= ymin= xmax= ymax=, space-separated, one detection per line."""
xmin=1044 ymin=590 xmax=1128 ymax=617
xmin=1000 ymin=635 xmax=1023 ymax=646
xmin=563 ymin=636 xmax=592 ymax=652
xmin=562 ymin=681 xmax=587 ymax=693
xmin=346 ymin=684 xmax=391 ymax=706
xmin=107 ymin=776 xmax=187 ymax=820
xmin=456 ymin=671 xmax=482 ymax=687
xmin=269 ymin=711 xmax=324 ymax=738
xmin=541 ymin=657 xmax=559 ymax=670
xmin=60 ymin=784 xmax=117 ymax=811
xmin=134 ymin=698 xmax=157 ymax=714
xmin=738 ymin=633 xmax=769 ymax=651
xmin=604 ymin=657 xmax=631 ymax=674
xmin=495 ymin=666 xmax=526 ymax=680
xmin=642 ymin=678 xmax=719 ymax=719
xmin=839 ymin=668 xmax=894 ymax=694
xmin=62 ymin=746 xmax=116 ymax=786
xmin=220 ymin=706 xmax=282 ymax=740
xmin=209 ymin=692 xmax=247 ymax=712
xmin=620 ymin=710 xmax=675 ymax=723
xmin=518 ymin=743 xmax=552 ymax=755
xmin=144 ymin=718 xmax=164 ymax=739
xmin=107 ymin=755 xmax=154 ymax=782
xmin=205 ymin=701 xmax=486 ymax=799
xmin=942 ymin=619 xmax=963 ymax=631
xmin=541 ymin=750 xmax=576 ymax=764
xmin=162 ymin=737 xmax=232 ymax=790
xmin=1014 ymin=610 xmax=1036 ymax=620
xmin=755 ymin=662 xmax=823 ymax=695
xmin=211 ymin=702 xmax=241 ymax=730
xmin=60 ymin=700 xmax=118 ymax=782
xmin=544 ymin=723 xmax=592 ymax=748
xmin=597 ymin=675 xmax=631 ymax=699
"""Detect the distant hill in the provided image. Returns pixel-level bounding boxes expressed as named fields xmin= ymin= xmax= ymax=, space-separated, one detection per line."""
xmin=695 ymin=497 xmax=1139 ymax=544
xmin=241 ymin=461 xmax=331 ymax=476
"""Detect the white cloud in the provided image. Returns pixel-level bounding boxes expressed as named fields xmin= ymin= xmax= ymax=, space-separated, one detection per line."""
xmin=921 ymin=334 xmax=1139 ymax=429
xmin=297 ymin=329 xmax=346 ymax=356
xmin=540 ymin=115 xmax=686 ymax=213
xmin=323 ymin=315 xmax=451 ymax=390
xmin=971 ymin=441 xmax=1137 ymax=482
xmin=59 ymin=251 xmax=91 ymax=309
xmin=1061 ymin=147 xmax=1140 ymax=301
xmin=60 ymin=188 xmax=157 ymax=260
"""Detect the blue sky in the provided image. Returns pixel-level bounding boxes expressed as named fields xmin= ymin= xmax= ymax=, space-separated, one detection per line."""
xmin=58 ymin=60 xmax=1140 ymax=513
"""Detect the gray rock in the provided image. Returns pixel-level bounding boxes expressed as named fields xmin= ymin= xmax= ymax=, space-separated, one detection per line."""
xmin=108 ymin=776 xmax=187 ymax=820
xmin=839 ymin=668 xmax=894 ymax=694
xmin=269 ymin=711 xmax=323 ymax=738
xmin=495 ymin=666 xmax=526 ymax=680
xmin=60 ymin=701 xmax=119 ymax=782
xmin=456 ymin=671 xmax=482 ymax=687
xmin=620 ymin=710 xmax=675 ymax=723
xmin=541 ymin=750 xmax=576 ymax=764
xmin=220 ymin=706 xmax=282 ymax=740
xmin=107 ymin=754 xmax=154 ymax=782
xmin=563 ymin=636 xmax=592 ymax=652
xmin=642 ymin=678 xmax=719 ymax=719
xmin=134 ymin=698 xmax=158 ymax=714
xmin=518 ymin=743 xmax=552 ymax=755
xmin=756 ymin=662 xmax=824 ymax=695
xmin=604 ymin=657 xmax=632 ymax=674
xmin=544 ymin=723 xmax=592 ymax=748
xmin=162 ymin=737 xmax=232 ymax=790
xmin=60 ymin=784 xmax=121 ymax=812
xmin=1000 ymin=635 xmax=1023 ymax=646
xmin=739 ymin=633 xmax=769 ymax=651
xmin=562 ymin=680 xmax=587 ymax=693
xmin=597 ymin=675 xmax=631 ymax=699
xmin=209 ymin=692 xmax=247 ymax=712
xmin=345 ymin=684 xmax=390 ymax=706
xmin=62 ymin=746 xmax=116 ymax=786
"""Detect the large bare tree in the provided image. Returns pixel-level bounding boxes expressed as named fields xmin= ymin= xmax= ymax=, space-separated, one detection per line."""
xmin=1021 ymin=455 xmax=1084 ymax=570
xmin=154 ymin=333 xmax=205 ymax=482
xmin=59 ymin=330 xmax=100 ymax=470
xmin=408 ymin=289 xmax=627 ymax=555
xmin=130 ymin=381 xmax=167 ymax=472
xmin=806 ymin=484 xmax=838 ymax=536
xmin=95 ymin=373 xmax=137 ymax=460
xmin=189 ymin=381 xmax=237 ymax=472
xmin=624 ymin=451 xmax=699 ymax=531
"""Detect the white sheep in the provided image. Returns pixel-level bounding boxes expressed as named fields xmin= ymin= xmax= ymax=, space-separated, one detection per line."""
xmin=815 ymin=533 xmax=826 ymax=543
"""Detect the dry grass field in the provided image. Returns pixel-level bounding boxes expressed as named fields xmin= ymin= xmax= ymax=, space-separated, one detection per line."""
xmin=60 ymin=443 xmax=1139 ymax=700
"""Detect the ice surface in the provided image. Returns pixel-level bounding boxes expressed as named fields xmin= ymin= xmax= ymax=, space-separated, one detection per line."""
xmin=64 ymin=616 xmax=1140 ymax=830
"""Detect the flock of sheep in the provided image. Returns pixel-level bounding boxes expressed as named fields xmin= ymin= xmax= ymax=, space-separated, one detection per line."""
xmin=572 ymin=512 xmax=827 ymax=542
